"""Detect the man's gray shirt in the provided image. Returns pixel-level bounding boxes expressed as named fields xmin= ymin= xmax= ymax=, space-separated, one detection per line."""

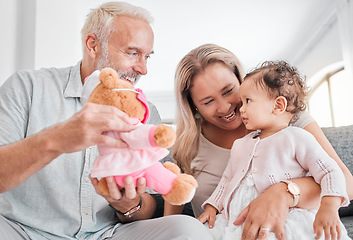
xmin=0 ymin=62 xmax=168 ymax=239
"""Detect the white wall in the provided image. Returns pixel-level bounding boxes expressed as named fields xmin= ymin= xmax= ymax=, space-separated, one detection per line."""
xmin=0 ymin=1 xmax=19 ymax=85
xmin=0 ymin=0 xmax=36 ymax=84
xmin=1 ymin=0 xmax=349 ymax=124
xmin=296 ymin=22 xmax=342 ymax=79
xmin=35 ymin=0 xmax=82 ymax=69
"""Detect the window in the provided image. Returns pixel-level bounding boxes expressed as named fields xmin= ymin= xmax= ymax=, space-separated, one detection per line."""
xmin=307 ymin=62 xmax=353 ymax=127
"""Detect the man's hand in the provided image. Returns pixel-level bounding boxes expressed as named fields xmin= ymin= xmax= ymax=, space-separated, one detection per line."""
xmin=233 ymin=183 xmax=291 ymax=240
xmin=91 ymin=175 xmax=146 ymax=212
xmin=90 ymin=175 xmax=157 ymax=223
xmin=0 ymin=103 xmax=137 ymax=193
xmin=50 ymin=103 xmax=137 ymax=154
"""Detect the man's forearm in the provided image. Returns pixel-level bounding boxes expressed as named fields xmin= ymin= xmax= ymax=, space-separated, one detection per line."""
xmin=0 ymin=128 xmax=62 ymax=193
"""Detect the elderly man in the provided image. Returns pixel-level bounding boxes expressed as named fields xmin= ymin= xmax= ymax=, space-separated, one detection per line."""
xmin=0 ymin=2 xmax=211 ymax=239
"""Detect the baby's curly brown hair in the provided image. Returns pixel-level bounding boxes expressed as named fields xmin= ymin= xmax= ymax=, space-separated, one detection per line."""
xmin=244 ymin=60 xmax=308 ymax=119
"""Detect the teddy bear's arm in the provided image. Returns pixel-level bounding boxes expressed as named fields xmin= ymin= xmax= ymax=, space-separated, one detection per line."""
xmin=120 ymin=124 xmax=158 ymax=149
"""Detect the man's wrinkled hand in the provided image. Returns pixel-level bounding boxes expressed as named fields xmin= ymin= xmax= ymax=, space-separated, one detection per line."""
xmin=52 ymin=103 xmax=136 ymax=154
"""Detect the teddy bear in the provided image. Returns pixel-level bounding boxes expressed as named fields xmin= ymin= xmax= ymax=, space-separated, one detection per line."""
xmin=81 ymin=67 xmax=197 ymax=205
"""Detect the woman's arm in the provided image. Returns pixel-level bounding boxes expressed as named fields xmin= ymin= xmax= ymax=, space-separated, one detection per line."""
xmin=304 ymin=122 xmax=353 ymax=199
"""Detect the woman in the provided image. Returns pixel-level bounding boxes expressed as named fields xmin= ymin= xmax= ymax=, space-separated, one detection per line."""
xmin=171 ymin=44 xmax=353 ymax=238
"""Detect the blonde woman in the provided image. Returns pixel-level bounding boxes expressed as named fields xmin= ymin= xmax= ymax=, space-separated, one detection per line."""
xmin=171 ymin=44 xmax=353 ymax=239
xmin=199 ymin=60 xmax=350 ymax=240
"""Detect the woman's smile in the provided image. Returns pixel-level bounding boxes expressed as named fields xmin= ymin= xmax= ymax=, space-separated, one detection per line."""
xmin=219 ymin=109 xmax=237 ymax=122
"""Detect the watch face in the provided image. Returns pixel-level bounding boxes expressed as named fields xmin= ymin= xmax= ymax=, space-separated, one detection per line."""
xmin=288 ymin=183 xmax=300 ymax=195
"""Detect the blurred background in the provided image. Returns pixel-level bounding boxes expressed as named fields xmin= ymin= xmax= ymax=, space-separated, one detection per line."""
xmin=1 ymin=0 xmax=352 ymax=126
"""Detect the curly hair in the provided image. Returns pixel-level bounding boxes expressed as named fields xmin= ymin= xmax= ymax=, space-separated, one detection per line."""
xmin=244 ymin=60 xmax=308 ymax=118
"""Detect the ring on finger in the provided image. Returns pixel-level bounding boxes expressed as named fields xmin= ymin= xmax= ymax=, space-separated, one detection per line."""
xmin=260 ymin=227 xmax=270 ymax=232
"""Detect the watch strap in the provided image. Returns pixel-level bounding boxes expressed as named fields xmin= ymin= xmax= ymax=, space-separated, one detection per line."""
xmin=281 ymin=180 xmax=300 ymax=207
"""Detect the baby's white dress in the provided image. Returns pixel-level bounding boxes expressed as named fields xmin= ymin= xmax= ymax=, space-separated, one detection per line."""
xmin=208 ymin=168 xmax=351 ymax=240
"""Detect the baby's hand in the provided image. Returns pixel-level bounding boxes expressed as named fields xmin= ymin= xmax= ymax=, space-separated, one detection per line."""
xmin=313 ymin=196 xmax=342 ymax=240
xmin=197 ymin=204 xmax=218 ymax=229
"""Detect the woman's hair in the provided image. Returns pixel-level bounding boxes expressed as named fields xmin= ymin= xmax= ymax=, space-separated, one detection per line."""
xmin=81 ymin=2 xmax=153 ymax=52
xmin=172 ymin=43 xmax=244 ymax=174
xmin=244 ymin=60 xmax=308 ymax=118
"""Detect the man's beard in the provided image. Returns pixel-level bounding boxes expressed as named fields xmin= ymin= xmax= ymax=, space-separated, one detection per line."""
xmin=96 ymin=44 xmax=141 ymax=85
xmin=97 ymin=43 xmax=115 ymax=71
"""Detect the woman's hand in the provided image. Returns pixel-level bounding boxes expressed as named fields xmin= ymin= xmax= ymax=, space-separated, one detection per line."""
xmin=197 ymin=204 xmax=218 ymax=229
xmin=234 ymin=177 xmax=321 ymax=240
xmin=233 ymin=182 xmax=292 ymax=240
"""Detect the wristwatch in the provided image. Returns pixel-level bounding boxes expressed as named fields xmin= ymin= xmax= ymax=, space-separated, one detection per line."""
xmin=281 ymin=180 xmax=300 ymax=207
xmin=115 ymin=197 xmax=142 ymax=218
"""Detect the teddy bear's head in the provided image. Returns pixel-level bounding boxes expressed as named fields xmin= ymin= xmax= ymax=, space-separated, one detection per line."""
xmin=83 ymin=68 xmax=149 ymax=123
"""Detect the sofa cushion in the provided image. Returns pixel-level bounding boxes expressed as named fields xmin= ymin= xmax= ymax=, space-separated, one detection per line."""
xmin=321 ymin=124 xmax=353 ymax=172
xmin=322 ymin=124 xmax=353 ymax=218
xmin=340 ymin=216 xmax=353 ymax=238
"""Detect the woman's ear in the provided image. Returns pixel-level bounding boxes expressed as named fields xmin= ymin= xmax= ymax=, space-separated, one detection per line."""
xmin=272 ymin=96 xmax=287 ymax=115
xmin=85 ymin=33 xmax=100 ymax=58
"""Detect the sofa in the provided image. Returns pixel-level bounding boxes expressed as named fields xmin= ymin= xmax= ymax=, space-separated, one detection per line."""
xmin=322 ymin=124 xmax=353 ymax=238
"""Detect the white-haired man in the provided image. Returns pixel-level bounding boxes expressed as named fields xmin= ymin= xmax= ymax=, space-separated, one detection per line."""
xmin=0 ymin=2 xmax=211 ymax=239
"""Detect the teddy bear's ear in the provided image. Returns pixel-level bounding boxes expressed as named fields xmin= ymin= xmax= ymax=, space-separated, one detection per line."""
xmin=99 ymin=68 xmax=120 ymax=89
